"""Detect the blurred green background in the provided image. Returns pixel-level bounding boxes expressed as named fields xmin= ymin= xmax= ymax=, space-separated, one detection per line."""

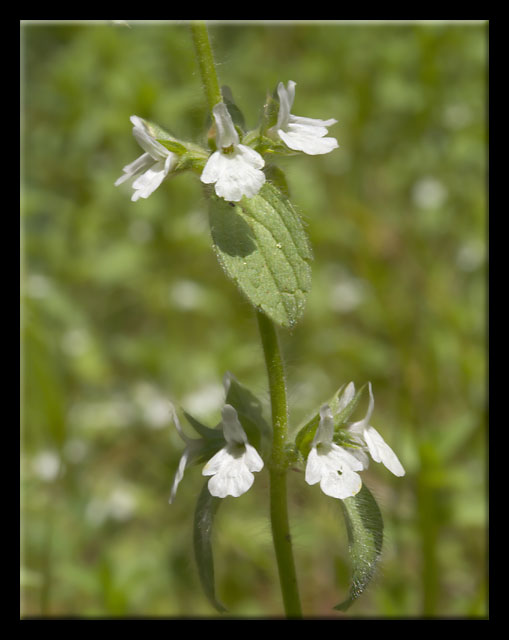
xmin=20 ymin=20 xmax=487 ymax=618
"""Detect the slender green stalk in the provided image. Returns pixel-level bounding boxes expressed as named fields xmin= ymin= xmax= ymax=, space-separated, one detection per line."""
xmin=190 ymin=21 xmax=222 ymax=113
xmin=256 ymin=310 xmax=302 ymax=618
xmin=190 ymin=22 xmax=302 ymax=618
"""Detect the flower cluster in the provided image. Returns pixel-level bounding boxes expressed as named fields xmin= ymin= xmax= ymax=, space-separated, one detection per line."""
xmin=305 ymin=382 xmax=405 ymax=500
xmin=169 ymin=378 xmax=264 ymax=502
xmin=115 ymin=81 xmax=338 ymax=203
xmin=170 ymin=379 xmax=404 ymax=503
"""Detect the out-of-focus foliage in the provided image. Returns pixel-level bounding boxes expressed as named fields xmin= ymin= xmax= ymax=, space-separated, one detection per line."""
xmin=20 ymin=20 xmax=487 ymax=618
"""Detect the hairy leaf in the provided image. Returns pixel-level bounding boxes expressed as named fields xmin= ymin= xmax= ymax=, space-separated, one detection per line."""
xmin=221 ymin=85 xmax=246 ymax=131
xmin=335 ymin=483 xmax=384 ymax=611
xmin=193 ymin=482 xmax=227 ymax=613
xmin=208 ymin=182 xmax=312 ymax=328
xmin=224 ymin=373 xmax=271 ymax=449
xmin=183 ymin=410 xmax=221 ymax=440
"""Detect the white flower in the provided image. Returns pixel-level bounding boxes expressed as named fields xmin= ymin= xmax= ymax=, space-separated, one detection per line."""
xmin=305 ymin=404 xmax=363 ymax=500
xmin=115 ymin=115 xmax=177 ymax=202
xmin=202 ymin=404 xmax=264 ymax=498
xmin=270 ymin=80 xmax=339 ymax=155
xmin=200 ymin=103 xmax=266 ymax=202
xmin=347 ymin=383 xmax=405 ymax=477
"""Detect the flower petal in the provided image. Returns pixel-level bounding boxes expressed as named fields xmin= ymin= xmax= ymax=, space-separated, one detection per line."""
xmin=221 ymin=404 xmax=247 ymax=445
xmin=201 ymin=148 xmax=265 ymax=202
xmin=347 ymin=446 xmax=370 ymax=470
xmin=275 ymin=80 xmax=296 ymax=130
xmin=305 ymin=442 xmax=363 ymax=495
xmin=207 ymin=463 xmax=255 ymax=498
xmin=131 ymin=115 xmax=170 ymax=160
xmin=287 ymin=120 xmax=332 ymax=139
xmin=237 ymin=144 xmax=265 ymax=170
xmin=200 ymin=151 xmax=222 ymax=184
xmin=169 ymin=448 xmax=191 ymax=504
xmin=212 ymin=102 xmax=239 ymax=149
xmin=304 ymin=447 xmax=323 ymax=485
xmin=203 ymin=446 xmax=256 ymax=498
xmin=349 ymin=381 xmax=375 ymax=434
xmin=336 ymin=382 xmax=356 ymax=414
xmin=202 ymin=446 xmax=232 ymax=476
xmin=326 ymin=443 xmax=365 ymax=472
xmin=131 ymin=161 xmax=168 ymax=201
xmin=289 ymin=115 xmax=338 ymax=128
xmin=319 ymin=465 xmax=362 ymax=500
xmin=363 ymin=426 xmax=405 ymax=477
xmin=313 ymin=404 xmax=335 ymax=446
xmin=213 ymin=171 xmax=244 ymax=202
xmin=278 ymin=129 xmax=339 ymax=155
xmin=244 ymin=443 xmax=264 ymax=472
xmin=115 ymin=152 xmax=153 ymax=186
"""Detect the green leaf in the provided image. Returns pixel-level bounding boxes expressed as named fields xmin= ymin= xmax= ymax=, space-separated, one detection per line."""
xmin=193 ymin=482 xmax=227 ymax=613
xmin=294 ymin=403 xmax=333 ymax=460
xmin=156 ymin=138 xmax=188 ymax=155
xmin=141 ymin=118 xmax=174 ymax=140
xmin=335 ymin=483 xmax=384 ymax=611
xmin=139 ymin=118 xmax=187 ymax=154
xmin=224 ymin=373 xmax=271 ymax=449
xmin=221 ymin=85 xmax=246 ymax=131
xmin=179 ymin=410 xmax=225 ymax=468
xmin=264 ymin=165 xmax=290 ymax=198
xmin=208 ymin=182 xmax=312 ymax=328
xmin=183 ymin=410 xmax=221 ymax=440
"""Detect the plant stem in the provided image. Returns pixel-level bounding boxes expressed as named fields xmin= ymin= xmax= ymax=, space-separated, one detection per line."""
xmin=190 ymin=22 xmax=302 ymax=618
xmin=190 ymin=21 xmax=222 ymax=113
xmin=256 ymin=310 xmax=302 ymax=618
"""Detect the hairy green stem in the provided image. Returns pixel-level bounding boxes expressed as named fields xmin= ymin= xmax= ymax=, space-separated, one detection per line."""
xmin=190 ymin=21 xmax=222 ymax=113
xmin=257 ymin=310 xmax=302 ymax=618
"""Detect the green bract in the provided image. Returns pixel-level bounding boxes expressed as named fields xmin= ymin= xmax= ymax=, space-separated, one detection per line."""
xmin=193 ymin=483 xmax=227 ymax=613
xmin=224 ymin=372 xmax=271 ymax=451
xmin=335 ymin=483 xmax=384 ymax=611
xmin=208 ymin=182 xmax=312 ymax=328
